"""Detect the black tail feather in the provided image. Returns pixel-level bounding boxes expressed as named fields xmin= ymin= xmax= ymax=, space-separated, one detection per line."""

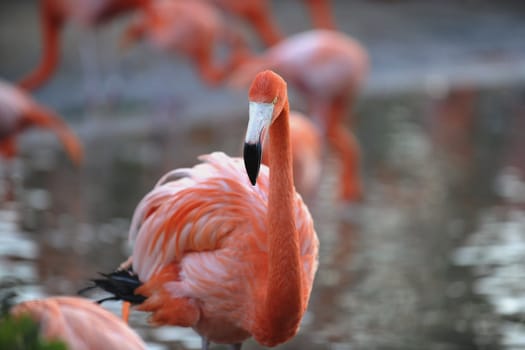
xmin=79 ymin=269 xmax=146 ymax=305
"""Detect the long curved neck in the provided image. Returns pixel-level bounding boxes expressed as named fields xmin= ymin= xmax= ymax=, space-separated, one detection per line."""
xmin=18 ymin=1 xmax=62 ymax=91
xmin=256 ymin=100 xmax=303 ymax=345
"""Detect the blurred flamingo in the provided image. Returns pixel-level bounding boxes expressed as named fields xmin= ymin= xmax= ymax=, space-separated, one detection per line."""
xmin=262 ymin=110 xmax=322 ymax=201
xmin=10 ymin=296 xmax=146 ymax=350
xmin=210 ymin=0 xmax=336 ymax=46
xmin=85 ymin=70 xmax=319 ymax=349
xmin=0 ymin=80 xmax=83 ymax=165
xmin=121 ymin=0 xmax=251 ymax=85
xmin=230 ymin=30 xmax=368 ymax=202
xmin=17 ymin=0 xmax=151 ymax=91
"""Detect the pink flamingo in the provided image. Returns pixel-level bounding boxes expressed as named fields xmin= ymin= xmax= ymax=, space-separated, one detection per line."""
xmin=230 ymin=29 xmax=368 ymax=202
xmin=120 ymin=0 xmax=251 ymax=85
xmin=85 ymin=70 xmax=319 ymax=349
xmin=10 ymin=296 xmax=146 ymax=350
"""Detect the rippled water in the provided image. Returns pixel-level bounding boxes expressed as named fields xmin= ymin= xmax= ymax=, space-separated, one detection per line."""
xmin=1 ymin=84 xmax=525 ymax=350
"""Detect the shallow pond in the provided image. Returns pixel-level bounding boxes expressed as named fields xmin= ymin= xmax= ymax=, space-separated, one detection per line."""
xmin=2 ymin=0 xmax=525 ymax=348
xmin=1 ymin=82 xmax=525 ymax=349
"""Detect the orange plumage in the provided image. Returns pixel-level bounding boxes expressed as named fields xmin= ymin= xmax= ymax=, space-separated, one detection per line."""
xmin=10 ymin=296 xmax=146 ymax=350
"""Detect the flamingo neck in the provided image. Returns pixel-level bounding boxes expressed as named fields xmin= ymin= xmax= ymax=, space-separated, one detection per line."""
xmin=18 ymin=1 xmax=62 ymax=91
xmin=255 ymin=101 xmax=303 ymax=345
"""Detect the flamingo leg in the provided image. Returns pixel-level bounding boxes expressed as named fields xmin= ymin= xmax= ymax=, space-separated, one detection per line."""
xmin=121 ymin=301 xmax=131 ymax=323
xmin=320 ymin=95 xmax=362 ymax=202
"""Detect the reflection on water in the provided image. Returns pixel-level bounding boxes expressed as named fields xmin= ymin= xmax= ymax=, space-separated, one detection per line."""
xmin=454 ymin=167 xmax=525 ymax=350
xmin=1 ymin=84 xmax=525 ymax=349
xmin=0 ymin=204 xmax=44 ymax=304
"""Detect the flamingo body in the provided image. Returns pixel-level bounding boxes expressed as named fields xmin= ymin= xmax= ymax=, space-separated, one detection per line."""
xmin=0 ymin=80 xmax=83 ymax=164
xmin=10 ymin=296 xmax=146 ymax=350
xmin=130 ymin=152 xmax=318 ymax=345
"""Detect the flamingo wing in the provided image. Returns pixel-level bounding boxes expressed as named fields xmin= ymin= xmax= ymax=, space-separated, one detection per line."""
xmin=130 ymin=152 xmax=270 ymax=282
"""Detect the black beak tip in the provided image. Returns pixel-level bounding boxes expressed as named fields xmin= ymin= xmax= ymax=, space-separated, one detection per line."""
xmin=243 ymin=142 xmax=261 ymax=186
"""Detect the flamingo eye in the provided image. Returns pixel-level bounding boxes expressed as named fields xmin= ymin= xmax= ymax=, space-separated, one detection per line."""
xmin=272 ymin=97 xmax=278 ymax=105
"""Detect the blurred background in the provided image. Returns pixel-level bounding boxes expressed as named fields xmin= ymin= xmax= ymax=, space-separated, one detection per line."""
xmin=1 ymin=0 xmax=525 ymax=349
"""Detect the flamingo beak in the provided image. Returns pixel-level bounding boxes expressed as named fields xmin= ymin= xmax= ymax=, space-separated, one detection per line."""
xmin=243 ymin=142 xmax=261 ymax=186
xmin=244 ymin=102 xmax=273 ymax=185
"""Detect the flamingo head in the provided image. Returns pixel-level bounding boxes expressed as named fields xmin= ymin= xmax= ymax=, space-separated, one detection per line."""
xmin=244 ymin=70 xmax=287 ymax=185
